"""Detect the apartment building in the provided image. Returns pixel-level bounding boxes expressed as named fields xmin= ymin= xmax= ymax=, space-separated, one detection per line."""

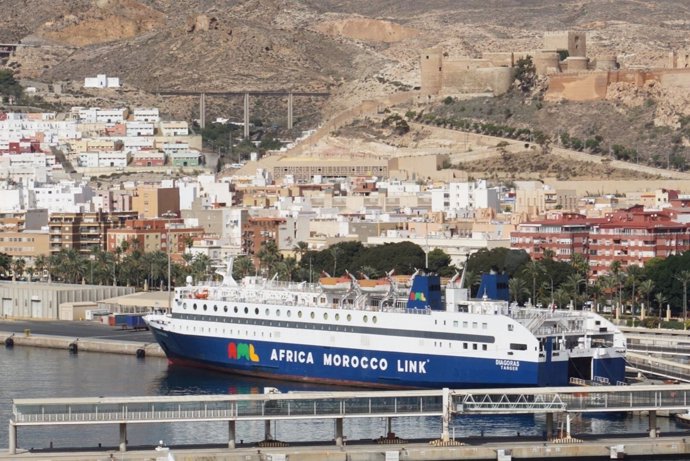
xmin=106 ymin=218 xmax=204 ymax=255
xmin=131 ymin=186 xmax=180 ymax=218
xmin=48 ymin=211 xmax=138 ymax=255
xmin=0 ymin=230 xmax=50 ymax=262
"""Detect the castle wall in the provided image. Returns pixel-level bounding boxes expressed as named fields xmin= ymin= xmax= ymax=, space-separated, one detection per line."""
xmin=545 ymin=72 xmax=609 ymax=101
xmin=441 ymin=65 xmax=514 ymax=96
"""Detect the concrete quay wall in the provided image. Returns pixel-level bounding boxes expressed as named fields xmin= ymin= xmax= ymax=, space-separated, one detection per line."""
xmin=3 ymin=438 xmax=690 ymax=461
xmin=0 ymin=332 xmax=165 ymax=358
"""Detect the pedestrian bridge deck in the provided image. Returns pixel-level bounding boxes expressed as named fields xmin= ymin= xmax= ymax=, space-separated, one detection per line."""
xmin=12 ymin=384 xmax=690 ymax=425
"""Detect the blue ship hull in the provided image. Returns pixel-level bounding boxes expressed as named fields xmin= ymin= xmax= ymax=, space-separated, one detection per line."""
xmin=149 ymin=326 xmax=607 ymax=389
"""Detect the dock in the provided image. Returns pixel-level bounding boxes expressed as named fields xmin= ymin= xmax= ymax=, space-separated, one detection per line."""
xmin=7 ymin=385 xmax=690 ymax=458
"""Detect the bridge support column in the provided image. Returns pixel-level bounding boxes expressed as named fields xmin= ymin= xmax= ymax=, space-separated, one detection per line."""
xmin=228 ymin=420 xmax=236 ymax=448
xmin=565 ymin=414 xmax=571 ymax=439
xmin=545 ymin=413 xmax=553 ymax=440
xmin=649 ymin=410 xmax=658 ymax=438
xmin=243 ymin=93 xmax=250 ymax=138
xmin=287 ymin=92 xmax=294 ymax=130
xmin=119 ymin=423 xmax=127 ymax=452
xmin=335 ymin=418 xmax=344 ymax=446
xmin=265 ymin=420 xmax=272 ymax=440
xmin=441 ymin=387 xmax=450 ymax=442
xmin=199 ymin=93 xmax=206 ymax=130
xmin=8 ymin=422 xmax=16 ymax=454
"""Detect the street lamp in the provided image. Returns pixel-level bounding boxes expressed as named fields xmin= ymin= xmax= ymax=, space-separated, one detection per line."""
xmin=161 ymin=210 xmax=178 ymax=312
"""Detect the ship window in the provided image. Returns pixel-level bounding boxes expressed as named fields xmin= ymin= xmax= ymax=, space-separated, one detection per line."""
xmin=372 ymin=316 xmax=377 ymax=324
xmin=453 ymin=321 xmax=458 ymax=327
xmin=482 ymin=323 xmax=487 ymax=329
xmin=193 ymin=304 xmax=197 ymax=310
xmin=508 ymin=324 xmax=514 ymax=331
xmin=335 ymin=313 xmax=340 ymax=321
xmin=255 ymin=308 xmax=259 ymax=315
xmin=510 ymin=343 xmax=527 ymax=351
xmin=244 ymin=307 xmax=248 ymax=314
xmin=310 ymin=312 xmax=315 ymax=319
xmin=472 ymin=322 xmax=477 ymax=329
xmin=463 ymin=321 xmax=468 ymax=328
xmin=363 ymin=315 xmax=368 ymax=323
xmin=183 ymin=303 xmax=187 ymax=309
xmin=473 ymin=344 xmax=477 ymax=350
xmin=213 ymin=305 xmax=218 ymax=312
xmin=482 ymin=344 xmax=487 ymax=351
xmin=298 ymin=311 xmax=303 ymax=318
xmin=287 ymin=310 xmax=292 ymax=318
xmin=463 ymin=343 xmax=468 ymax=349
xmin=276 ymin=309 xmax=281 ymax=317
xmin=323 ymin=313 xmax=328 ymax=320
xmin=223 ymin=306 xmax=228 ymax=313
xmin=234 ymin=306 xmax=238 ymax=313
xmin=347 ymin=314 xmax=352 ymax=321
xmin=265 ymin=308 xmax=270 ymax=316
xmin=203 ymin=305 xmax=208 ymax=311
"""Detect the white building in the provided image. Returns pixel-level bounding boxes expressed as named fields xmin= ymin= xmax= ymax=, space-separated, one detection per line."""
xmin=431 ymin=180 xmax=500 ymax=217
xmin=162 ymin=142 xmax=190 ymax=155
xmin=84 ymin=74 xmax=120 ymax=89
xmin=126 ymin=122 xmax=155 ymax=137
xmin=159 ymin=121 xmax=189 ymax=137
xmin=29 ymin=181 xmax=95 ymax=212
xmin=78 ymin=108 xmax=128 ymax=124
xmin=132 ymin=108 xmax=160 ymax=122
xmin=78 ymin=151 xmax=129 ymax=168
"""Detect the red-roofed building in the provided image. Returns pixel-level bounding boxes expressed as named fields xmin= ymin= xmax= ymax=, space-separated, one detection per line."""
xmin=241 ymin=217 xmax=286 ymax=263
xmin=511 ymin=207 xmax=690 ymax=278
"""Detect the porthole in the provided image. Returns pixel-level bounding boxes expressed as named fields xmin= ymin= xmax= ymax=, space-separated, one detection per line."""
xmin=372 ymin=316 xmax=377 ymax=324
xmin=324 ymin=313 xmax=328 ymax=320
xmin=244 ymin=307 xmax=249 ymax=314
xmin=213 ymin=305 xmax=218 ymax=312
xmin=298 ymin=311 xmax=303 ymax=318
xmin=193 ymin=304 xmax=198 ymax=310
xmin=276 ymin=309 xmax=281 ymax=317
xmin=183 ymin=303 xmax=187 ymax=310
xmin=310 ymin=312 xmax=315 ymax=319
xmin=335 ymin=313 xmax=340 ymax=321
xmin=347 ymin=314 xmax=352 ymax=321
xmin=363 ymin=315 xmax=368 ymax=323
xmin=224 ymin=306 xmax=228 ymax=313
xmin=233 ymin=306 xmax=238 ymax=313
xmin=255 ymin=308 xmax=259 ymax=315
xmin=265 ymin=308 xmax=270 ymax=316
xmin=287 ymin=310 xmax=292 ymax=318
xmin=203 ymin=304 xmax=208 ymax=311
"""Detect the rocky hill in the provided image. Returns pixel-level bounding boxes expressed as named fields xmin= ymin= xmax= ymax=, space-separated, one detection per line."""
xmin=2 ymin=0 xmax=690 ymax=128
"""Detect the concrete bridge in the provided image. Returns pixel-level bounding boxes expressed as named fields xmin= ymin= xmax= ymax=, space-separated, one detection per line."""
xmin=156 ymin=90 xmax=330 ymax=135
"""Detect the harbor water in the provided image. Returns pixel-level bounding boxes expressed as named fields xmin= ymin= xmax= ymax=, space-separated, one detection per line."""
xmin=0 ymin=346 xmax=687 ymax=450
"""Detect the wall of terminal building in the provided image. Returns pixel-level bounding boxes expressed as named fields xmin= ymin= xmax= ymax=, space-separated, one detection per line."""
xmin=0 ymin=282 xmax=134 ymax=319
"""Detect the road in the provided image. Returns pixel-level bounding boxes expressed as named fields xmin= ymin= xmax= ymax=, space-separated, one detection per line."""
xmin=0 ymin=320 xmax=154 ymax=343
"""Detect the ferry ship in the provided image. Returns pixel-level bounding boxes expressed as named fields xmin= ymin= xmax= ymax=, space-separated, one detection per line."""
xmin=145 ymin=261 xmax=627 ymax=389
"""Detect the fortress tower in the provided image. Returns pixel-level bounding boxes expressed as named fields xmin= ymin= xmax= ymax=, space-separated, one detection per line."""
xmin=543 ymin=31 xmax=587 ymax=58
xmin=420 ymin=48 xmax=443 ymax=96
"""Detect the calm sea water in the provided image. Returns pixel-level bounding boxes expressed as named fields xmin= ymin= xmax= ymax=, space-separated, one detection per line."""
xmin=0 ymin=346 xmax=687 ymax=451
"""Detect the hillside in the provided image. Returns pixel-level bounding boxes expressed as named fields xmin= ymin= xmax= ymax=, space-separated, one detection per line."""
xmin=1 ymin=0 xmax=690 ymax=147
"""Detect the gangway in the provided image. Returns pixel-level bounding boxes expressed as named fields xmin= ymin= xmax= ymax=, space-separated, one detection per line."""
xmin=9 ymin=384 xmax=690 ymax=454
xmin=626 ymin=351 xmax=690 ymax=383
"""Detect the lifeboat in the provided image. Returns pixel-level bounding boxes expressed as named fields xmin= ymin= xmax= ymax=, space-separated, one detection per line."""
xmin=319 ymin=277 xmax=351 ymax=291
xmin=194 ymin=289 xmax=209 ymax=300
xmin=358 ymin=278 xmax=391 ymax=294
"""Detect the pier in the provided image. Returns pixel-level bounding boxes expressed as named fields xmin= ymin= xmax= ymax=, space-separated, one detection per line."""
xmin=9 ymin=384 xmax=690 ymax=455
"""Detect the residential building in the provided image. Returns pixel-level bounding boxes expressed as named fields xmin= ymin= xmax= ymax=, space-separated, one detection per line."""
xmin=170 ymin=150 xmax=202 ymax=167
xmin=131 ymin=186 xmax=180 ymax=218
xmin=125 ymin=121 xmax=155 ymax=137
xmin=242 ymin=217 xmax=286 ymax=263
xmin=131 ymin=151 xmax=165 ymax=167
xmin=511 ymin=212 xmax=596 ymax=262
xmin=159 ymin=121 xmax=189 ymax=137
xmin=514 ymin=183 xmax=577 ymax=217
xmin=48 ymin=211 xmax=138 ymax=255
xmin=0 ymin=230 xmax=50 ymax=263
xmin=106 ymin=218 xmax=204 ymax=255
xmin=132 ymin=108 xmax=160 ymax=123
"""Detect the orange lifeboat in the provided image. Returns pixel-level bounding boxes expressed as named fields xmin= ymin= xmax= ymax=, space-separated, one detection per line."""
xmin=319 ymin=277 xmax=351 ymax=291
xmin=358 ymin=278 xmax=391 ymax=294
xmin=194 ymin=290 xmax=209 ymax=300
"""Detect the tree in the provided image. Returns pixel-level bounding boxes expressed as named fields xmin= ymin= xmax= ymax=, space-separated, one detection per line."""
xmin=330 ymin=245 xmax=342 ymax=276
xmin=514 ymin=56 xmax=537 ymax=93
xmin=257 ymin=239 xmax=280 ymax=275
xmin=508 ymin=277 xmax=529 ymax=304
xmin=293 ymin=241 xmax=309 ymax=261
xmin=465 ymin=248 xmax=530 ymax=278
xmin=0 ymin=69 xmax=23 ymax=103
xmin=33 ymin=255 xmax=48 ymax=281
xmin=0 ymin=252 xmax=11 ymax=276
xmin=233 ymin=256 xmax=255 ymax=279
xmin=11 ymin=257 xmax=25 ymax=280
xmin=427 ymin=248 xmax=453 ymax=275
xmin=521 ymin=260 xmax=545 ymax=306
xmin=562 ymin=273 xmax=586 ymax=309
xmin=675 ymin=270 xmax=690 ymax=324
xmin=637 ymin=279 xmax=654 ymax=315
xmin=570 ymin=253 xmax=589 ymax=278
xmin=654 ymin=292 xmax=667 ymax=320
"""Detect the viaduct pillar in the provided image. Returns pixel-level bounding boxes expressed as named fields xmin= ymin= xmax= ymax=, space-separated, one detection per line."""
xmin=199 ymin=93 xmax=206 ymax=130
xmin=243 ymin=93 xmax=250 ymax=138
xmin=287 ymin=92 xmax=294 ymax=130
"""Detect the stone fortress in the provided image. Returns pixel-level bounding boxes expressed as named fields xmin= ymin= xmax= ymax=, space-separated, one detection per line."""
xmin=421 ymin=31 xmax=690 ymax=101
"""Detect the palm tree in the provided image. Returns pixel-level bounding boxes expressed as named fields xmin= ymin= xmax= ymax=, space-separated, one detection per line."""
xmin=233 ymin=255 xmax=255 ymax=279
xmin=11 ymin=257 xmax=25 ymax=280
xmin=462 ymin=269 xmax=481 ymax=297
xmin=675 ymin=270 xmax=690 ymax=325
xmin=563 ymin=273 xmax=586 ymax=309
xmin=570 ymin=253 xmax=589 ymax=278
xmin=257 ymin=239 xmax=280 ymax=275
xmin=637 ymin=279 xmax=654 ymax=315
xmin=508 ymin=277 xmax=529 ymax=305
xmin=654 ymin=292 xmax=667 ymax=321
xmin=33 ymin=255 xmax=48 ymax=281
xmin=330 ymin=245 xmax=342 ymax=276
xmin=522 ymin=260 xmax=545 ymax=306
xmin=293 ymin=241 xmax=309 ymax=261
xmin=0 ymin=252 xmax=12 ymax=276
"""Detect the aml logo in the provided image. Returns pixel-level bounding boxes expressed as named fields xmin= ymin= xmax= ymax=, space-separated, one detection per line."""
xmin=228 ymin=342 xmax=260 ymax=362
xmin=408 ymin=291 xmax=427 ymax=302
